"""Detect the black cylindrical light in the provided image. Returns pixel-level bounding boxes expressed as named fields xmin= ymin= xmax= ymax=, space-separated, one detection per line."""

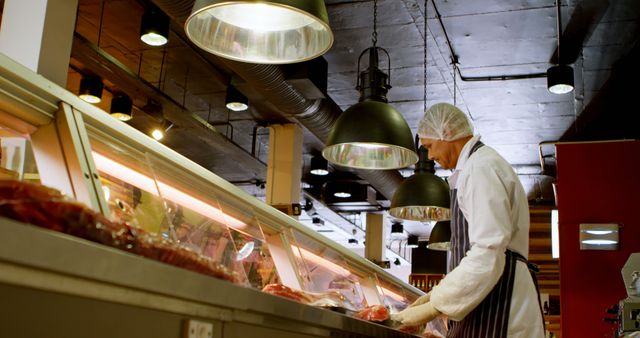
xmin=407 ymin=234 xmax=419 ymax=248
xmin=547 ymin=65 xmax=574 ymax=94
xmin=310 ymin=156 xmax=329 ymax=176
xmin=140 ymin=7 xmax=170 ymax=46
xmin=390 ymin=221 xmax=404 ymax=239
xmin=225 ymin=85 xmax=249 ymax=111
xmin=427 ymin=221 xmax=451 ymax=251
xmin=110 ymin=93 xmax=133 ymax=121
xmin=78 ymin=76 xmax=104 ymax=104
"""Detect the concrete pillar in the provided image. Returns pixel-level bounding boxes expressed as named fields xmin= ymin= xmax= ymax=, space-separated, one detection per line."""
xmin=0 ymin=0 xmax=78 ymax=86
xmin=265 ymin=124 xmax=303 ymax=216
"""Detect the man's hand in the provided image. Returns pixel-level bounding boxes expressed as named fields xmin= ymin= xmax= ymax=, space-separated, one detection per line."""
xmin=408 ymin=292 xmax=431 ymax=308
xmin=390 ymin=302 xmax=441 ymax=326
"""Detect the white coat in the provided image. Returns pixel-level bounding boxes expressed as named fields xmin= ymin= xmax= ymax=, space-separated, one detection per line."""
xmin=429 ymin=135 xmax=545 ymax=337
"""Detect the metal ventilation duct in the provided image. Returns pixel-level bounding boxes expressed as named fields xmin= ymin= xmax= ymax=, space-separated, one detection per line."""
xmin=151 ymin=0 xmax=404 ymax=199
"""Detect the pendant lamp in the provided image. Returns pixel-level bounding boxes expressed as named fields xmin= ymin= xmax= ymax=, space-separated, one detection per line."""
xmin=547 ymin=0 xmax=574 ymax=94
xmin=390 ymin=221 xmax=404 ymax=239
xmin=389 ymin=4 xmax=450 ymax=222
xmin=389 ymin=146 xmax=450 ymax=221
xmin=140 ymin=7 xmax=170 ymax=47
xmin=407 ymin=235 xmax=419 ymax=248
xmin=225 ymin=85 xmax=249 ymax=111
xmin=185 ymin=0 xmax=333 ymax=64
xmin=110 ymin=93 xmax=133 ymax=121
xmin=78 ymin=76 xmax=104 ymax=104
xmin=310 ymin=155 xmax=329 ymax=176
xmin=323 ymin=0 xmax=417 ymax=170
xmin=427 ymin=221 xmax=451 ymax=251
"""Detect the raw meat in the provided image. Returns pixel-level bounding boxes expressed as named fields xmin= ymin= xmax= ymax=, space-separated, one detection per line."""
xmin=0 ymin=180 xmax=238 ymax=283
xmin=354 ymin=305 xmax=389 ymax=322
xmin=262 ymin=284 xmax=315 ymax=304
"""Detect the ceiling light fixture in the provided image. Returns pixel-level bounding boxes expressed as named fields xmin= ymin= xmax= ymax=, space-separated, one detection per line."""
xmin=334 ymin=191 xmax=351 ymax=198
xmin=427 ymin=221 xmax=451 ymax=251
xmin=110 ymin=93 xmax=133 ymax=121
xmin=151 ymin=121 xmax=174 ymax=141
xmin=140 ymin=7 xmax=170 ymax=46
xmin=225 ymin=85 xmax=249 ymax=112
xmin=407 ymin=234 xmax=419 ymax=248
xmin=390 ymin=145 xmax=451 ymax=221
xmin=547 ymin=0 xmax=574 ymax=94
xmin=310 ymin=156 xmax=329 ymax=176
xmin=185 ymin=0 xmax=333 ymax=64
xmin=390 ymin=1 xmax=450 ymax=221
xmin=323 ymin=0 xmax=417 ymax=170
xmin=78 ymin=76 xmax=104 ymax=104
xmin=390 ymin=221 xmax=404 ymax=239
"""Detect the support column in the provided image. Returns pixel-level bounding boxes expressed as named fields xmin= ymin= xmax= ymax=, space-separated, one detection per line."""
xmin=0 ymin=0 xmax=78 ymax=86
xmin=365 ymin=213 xmax=389 ymax=268
xmin=265 ymin=124 xmax=303 ymax=216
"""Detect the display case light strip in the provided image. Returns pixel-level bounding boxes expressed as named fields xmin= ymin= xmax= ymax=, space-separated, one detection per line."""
xmin=92 ymin=152 xmax=246 ymax=229
xmin=293 ymin=247 xmax=351 ymax=277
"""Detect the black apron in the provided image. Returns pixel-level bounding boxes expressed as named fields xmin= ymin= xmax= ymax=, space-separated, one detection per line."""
xmin=447 ymin=141 xmax=543 ymax=338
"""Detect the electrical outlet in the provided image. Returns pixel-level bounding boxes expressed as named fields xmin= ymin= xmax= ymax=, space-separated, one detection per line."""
xmin=184 ymin=319 xmax=213 ymax=338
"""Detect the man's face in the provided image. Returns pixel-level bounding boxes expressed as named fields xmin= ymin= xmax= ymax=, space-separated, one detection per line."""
xmin=419 ymin=137 xmax=456 ymax=169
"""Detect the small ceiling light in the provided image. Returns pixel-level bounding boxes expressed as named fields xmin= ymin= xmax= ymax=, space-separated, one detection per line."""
xmin=547 ymin=0 xmax=574 ymax=94
xmin=151 ymin=129 xmax=164 ymax=141
xmin=110 ymin=93 xmax=133 ymax=121
xmin=140 ymin=7 xmax=170 ymax=47
xmin=390 ymin=146 xmax=451 ymax=221
xmin=407 ymin=235 xmax=419 ymax=248
xmin=78 ymin=76 xmax=104 ymax=104
xmin=323 ymin=0 xmax=417 ymax=170
xmin=225 ymin=85 xmax=249 ymax=112
xmin=150 ymin=121 xmax=174 ymax=141
xmin=310 ymin=156 xmax=329 ymax=176
xmin=547 ymin=65 xmax=574 ymax=94
xmin=580 ymin=223 xmax=619 ymax=250
xmin=185 ymin=0 xmax=333 ymax=64
xmin=390 ymin=222 xmax=404 ymax=239
xmin=427 ymin=221 xmax=451 ymax=251
xmin=334 ymin=191 xmax=351 ymax=198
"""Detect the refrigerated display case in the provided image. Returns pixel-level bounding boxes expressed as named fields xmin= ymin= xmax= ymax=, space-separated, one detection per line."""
xmin=0 ymin=53 xmax=423 ymax=337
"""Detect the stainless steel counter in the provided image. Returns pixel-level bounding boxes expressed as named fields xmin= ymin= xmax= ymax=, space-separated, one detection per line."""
xmin=0 ymin=218 xmax=413 ymax=338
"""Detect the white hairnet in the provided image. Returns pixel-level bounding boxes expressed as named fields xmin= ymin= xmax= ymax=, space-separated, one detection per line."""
xmin=417 ymin=103 xmax=474 ymax=141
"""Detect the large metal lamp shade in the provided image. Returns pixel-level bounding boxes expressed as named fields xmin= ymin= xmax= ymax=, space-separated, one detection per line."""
xmin=323 ymin=101 xmax=418 ymax=169
xmin=185 ymin=0 xmax=333 ymax=64
xmin=427 ymin=221 xmax=451 ymax=251
xmin=389 ymin=147 xmax=450 ymax=221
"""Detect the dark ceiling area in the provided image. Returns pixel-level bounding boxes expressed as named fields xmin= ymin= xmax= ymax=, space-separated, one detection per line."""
xmin=63 ymin=0 xmax=639 ymax=234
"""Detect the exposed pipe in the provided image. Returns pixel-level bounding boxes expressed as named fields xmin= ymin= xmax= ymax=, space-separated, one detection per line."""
xmin=430 ymin=0 xmax=548 ymax=82
xmin=151 ymin=0 xmax=405 ymax=199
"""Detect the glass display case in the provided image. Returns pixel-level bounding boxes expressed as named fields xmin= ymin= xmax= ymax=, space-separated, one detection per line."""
xmin=0 ymin=53 xmax=423 ymax=337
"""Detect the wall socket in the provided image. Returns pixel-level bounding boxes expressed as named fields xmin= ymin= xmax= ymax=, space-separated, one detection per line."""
xmin=184 ymin=319 xmax=213 ymax=338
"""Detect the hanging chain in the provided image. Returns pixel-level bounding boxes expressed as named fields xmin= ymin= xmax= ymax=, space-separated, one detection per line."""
xmin=556 ymin=0 xmax=562 ymax=62
xmin=372 ymin=0 xmax=378 ymax=47
xmin=453 ymin=62 xmax=457 ymax=106
xmin=423 ymin=0 xmax=428 ymax=113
